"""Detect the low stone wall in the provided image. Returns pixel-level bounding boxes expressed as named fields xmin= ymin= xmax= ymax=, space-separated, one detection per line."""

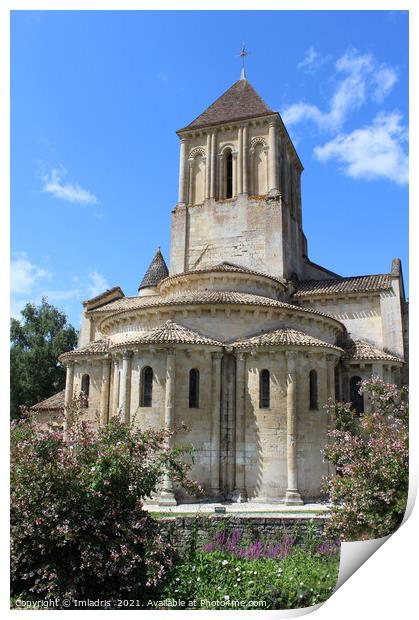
xmin=157 ymin=515 xmax=328 ymax=555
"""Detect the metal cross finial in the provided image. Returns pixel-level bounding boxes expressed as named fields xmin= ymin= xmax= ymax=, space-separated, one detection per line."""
xmin=239 ymin=44 xmax=250 ymax=80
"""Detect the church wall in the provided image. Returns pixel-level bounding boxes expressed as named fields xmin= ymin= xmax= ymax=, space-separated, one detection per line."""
xmin=104 ymin=308 xmax=341 ymax=350
xmin=380 ymin=279 xmax=405 ymax=358
xmin=298 ymin=295 xmax=383 ymax=348
xmin=244 ymin=351 xmax=330 ymax=501
xmin=171 ymin=195 xmax=301 ymax=278
xmin=172 ymin=351 xmax=213 ymax=499
xmin=129 ymin=350 xmax=166 ymax=430
xmin=245 ymin=352 xmax=287 ymax=500
xmin=73 ymin=362 xmax=102 ymax=424
xmin=296 ymin=354 xmax=329 ymax=498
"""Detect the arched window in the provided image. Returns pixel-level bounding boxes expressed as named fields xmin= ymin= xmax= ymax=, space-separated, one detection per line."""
xmin=309 ymin=370 xmax=318 ymax=410
xmin=350 ymin=376 xmax=364 ymax=414
xmin=81 ymin=374 xmax=90 ymax=408
xmin=189 ymin=368 xmax=200 ymax=408
xmin=140 ymin=366 xmax=153 ymax=407
xmin=226 ymin=150 xmax=233 ymax=198
xmin=259 ymin=369 xmax=270 ymax=409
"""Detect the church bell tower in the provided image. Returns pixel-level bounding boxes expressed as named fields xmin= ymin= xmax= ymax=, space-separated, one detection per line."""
xmin=170 ymin=69 xmax=307 ymax=282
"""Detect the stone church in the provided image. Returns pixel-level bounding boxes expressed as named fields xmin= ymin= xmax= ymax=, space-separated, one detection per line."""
xmin=34 ymin=73 xmax=407 ymax=505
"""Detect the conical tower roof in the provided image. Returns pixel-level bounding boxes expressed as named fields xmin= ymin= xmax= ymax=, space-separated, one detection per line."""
xmin=138 ymin=247 xmax=169 ymax=291
xmin=179 ymin=79 xmax=274 ymax=131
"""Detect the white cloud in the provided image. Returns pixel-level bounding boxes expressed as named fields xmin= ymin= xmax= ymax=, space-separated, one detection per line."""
xmin=158 ymin=72 xmax=169 ymax=82
xmin=43 ymin=166 xmax=98 ymax=205
xmin=11 ymin=255 xmax=110 ymax=322
xmin=282 ymin=48 xmax=398 ymax=132
xmin=85 ymin=271 xmax=110 ymax=298
xmin=313 ymin=111 xmax=408 ymax=185
xmin=298 ymin=47 xmax=320 ymax=74
xmin=11 ymin=254 xmax=51 ymax=295
xmin=373 ymin=66 xmax=398 ymax=103
xmin=297 ymin=47 xmax=331 ymax=75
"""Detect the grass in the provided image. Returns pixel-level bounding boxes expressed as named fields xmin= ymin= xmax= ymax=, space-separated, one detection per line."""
xmin=160 ymin=549 xmax=339 ymax=609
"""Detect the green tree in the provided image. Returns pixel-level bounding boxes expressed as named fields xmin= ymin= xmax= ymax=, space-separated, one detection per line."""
xmin=10 ymin=298 xmax=78 ymax=419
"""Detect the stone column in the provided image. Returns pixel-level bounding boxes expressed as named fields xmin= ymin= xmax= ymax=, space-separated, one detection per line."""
xmin=233 ymin=152 xmax=238 ymax=197
xmin=372 ymin=362 xmax=383 ymax=379
xmin=178 ymin=138 xmax=187 ymax=204
xmin=111 ymin=357 xmax=120 ymax=417
xmin=237 ymin=127 xmax=243 ymax=194
xmin=285 ymin=351 xmax=303 ymax=505
xmin=100 ymin=357 xmax=111 ymax=426
xmin=242 ymin=125 xmax=248 ymax=194
xmin=210 ymin=352 xmax=223 ymax=497
xmin=232 ymin=352 xmax=247 ymax=502
xmin=210 ymin=132 xmax=217 ymax=199
xmin=268 ymin=120 xmax=278 ymax=193
xmin=63 ymin=361 xmax=75 ymax=439
xmin=326 ymin=355 xmax=336 ymax=399
xmin=188 ymin=158 xmax=194 ymax=205
xmin=120 ymin=350 xmax=132 ymax=424
xmin=218 ymin=153 xmax=224 ymax=200
xmin=159 ymin=347 xmax=177 ymax=506
xmin=205 ymin=133 xmax=211 ymax=199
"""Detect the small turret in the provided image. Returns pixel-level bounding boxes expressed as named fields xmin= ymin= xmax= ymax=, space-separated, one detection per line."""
xmin=138 ymin=247 xmax=169 ymax=297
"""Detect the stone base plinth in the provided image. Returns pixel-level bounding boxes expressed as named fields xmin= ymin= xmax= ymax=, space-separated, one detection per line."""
xmin=284 ymin=489 xmax=304 ymax=506
xmin=231 ymin=488 xmax=248 ymax=503
xmin=158 ymin=492 xmax=177 ymax=507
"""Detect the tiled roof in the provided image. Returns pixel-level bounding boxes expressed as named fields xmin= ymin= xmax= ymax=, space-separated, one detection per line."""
xmin=31 ymin=390 xmax=65 ymax=411
xmin=293 ymin=274 xmax=393 ymax=298
xmin=109 ymin=320 xmax=222 ymax=349
xmin=87 ymin=290 xmax=341 ymax=325
xmin=180 ymin=79 xmax=274 ymax=131
xmin=139 ymin=248 xmax=169 ymax=290
xmin=160 ymin=261 xmax=284 ymax=286
xmin=231 ymin=328 xmax=343 ymax=351
xmin=83 ymin=286 xmax=124 ymax=305
xmin=344 ymin=339 xmax=404 ymax=363
xmin=59 ymin=340 xmax=108 ymax=361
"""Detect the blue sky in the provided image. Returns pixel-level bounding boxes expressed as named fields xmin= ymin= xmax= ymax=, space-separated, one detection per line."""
xmin=11 ymin=10 xmax=408 ymax=327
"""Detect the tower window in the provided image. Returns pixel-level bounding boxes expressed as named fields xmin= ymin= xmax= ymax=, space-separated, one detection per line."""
xmin=226 ymin=150 xmax=233 ymax=198
xmin=81 ymin=374 xmax=90 ymax=408
xmin=259 ymin=369 xmax=270 ymax=409
xmin=309 ymin=370 xmax=318 ymax=410
xmin=189 ymin=368 xmax=200 ymax=408
xmin=140 ymin=366 xmax=153 ymax=407
xmin=350 ymin=376 xmax=364 ymax=414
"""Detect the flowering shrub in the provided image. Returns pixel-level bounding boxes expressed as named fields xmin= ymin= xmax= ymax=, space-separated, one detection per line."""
xmin=323 ymin=377 xmax=409 ymax=541
xmin=11 ymin=408 xmax=200 ymax=607
xmin=203 ymin=528 xmax=296 ymax=560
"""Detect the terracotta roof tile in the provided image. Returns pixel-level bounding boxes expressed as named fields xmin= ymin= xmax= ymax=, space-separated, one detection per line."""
xmin=161 ymin=262 xmax=284 ymax=287
xmin=59 ymin=340 xmax=108 ymax=361
xmin=88 ymin=290 xmax=340 ymax=325
xmin=31 ymin=390 xmax=65 ymax=411
xmin=139 ymin=248 xmax=169 ymax=290
xmin=293 ymin=274 xmax=392 ymax=298
xmin=231 ymin=328 xmax=343 ymax=351
xmin=110 ymin=320 xmax=222 ymax=349
xmin=344 ymin=339 xmax=404 ymax=363
xmin=180 ymin=79 xmax=274 ymax=131
xmin=83 ymin=286 xmax=124 ymax=305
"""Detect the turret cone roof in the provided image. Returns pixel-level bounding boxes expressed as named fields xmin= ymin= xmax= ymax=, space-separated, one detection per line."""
xmin=138 ymin=247 xmax=169 ymax=291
